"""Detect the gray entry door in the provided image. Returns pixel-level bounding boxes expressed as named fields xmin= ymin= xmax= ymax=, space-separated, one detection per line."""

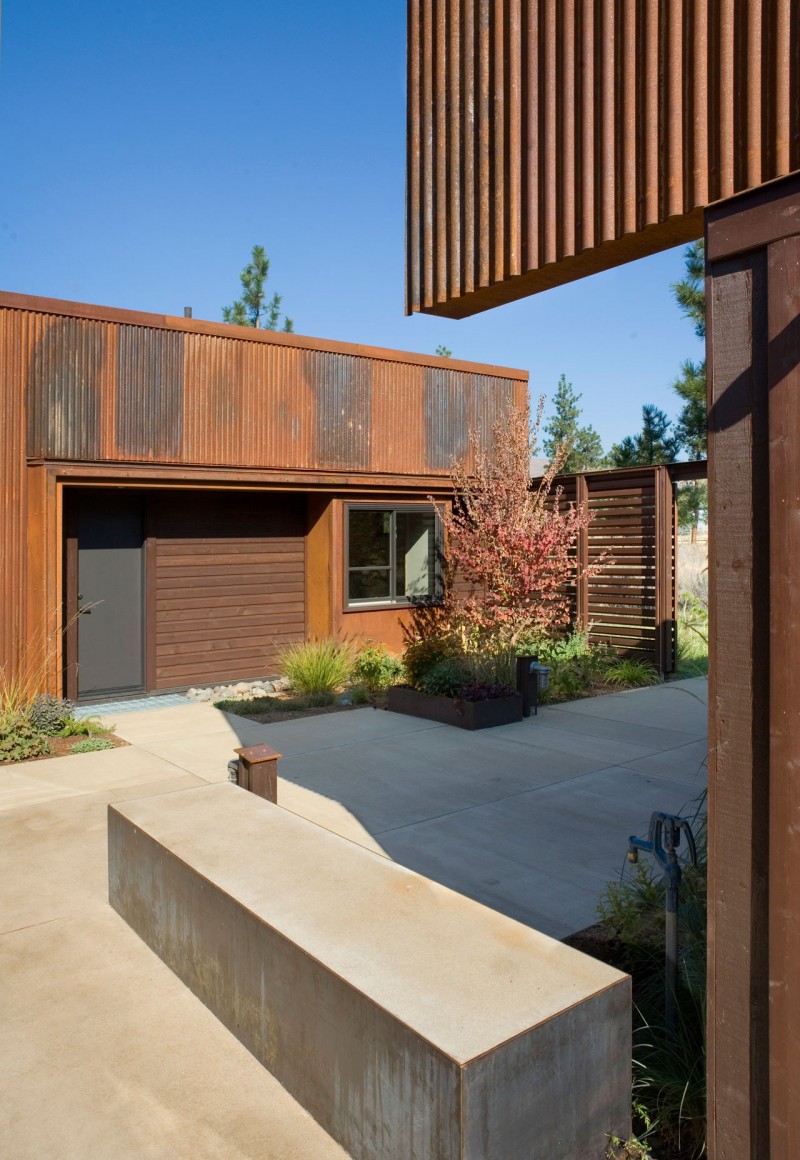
xmin=77 ymin=493 xmax=145 ymax=698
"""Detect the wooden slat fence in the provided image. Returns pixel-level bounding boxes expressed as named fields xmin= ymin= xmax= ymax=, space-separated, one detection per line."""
xmin=540 ymin=462 xmax=706 ymax=673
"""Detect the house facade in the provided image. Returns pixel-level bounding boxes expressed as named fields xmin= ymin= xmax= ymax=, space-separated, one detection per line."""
xmin=0 ymin=290 xmax=527 ymax=701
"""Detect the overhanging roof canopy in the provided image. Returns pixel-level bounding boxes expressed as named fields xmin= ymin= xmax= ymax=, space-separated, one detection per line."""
xmin=406 ymin=0 xmax=800 ymax=318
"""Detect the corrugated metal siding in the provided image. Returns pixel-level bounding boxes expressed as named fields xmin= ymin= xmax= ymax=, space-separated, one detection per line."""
xmin=12 ymin=304 xmax=525 ymax=475
xmin=26 ymin=314 xmax=106 ymax=459
xmin=0 ymin=310 xmax=28 ymax=677
xmin=407 ymin=0 xmax=800 ymax=317
xmin=116 ymin=326 xmax=183 ymax=460
xmin=307 ymin=351 xmax=373 ymax=469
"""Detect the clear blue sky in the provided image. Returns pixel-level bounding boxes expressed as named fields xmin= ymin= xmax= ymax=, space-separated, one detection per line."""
xmin=1 ymin=0 xmax=704 ymax=452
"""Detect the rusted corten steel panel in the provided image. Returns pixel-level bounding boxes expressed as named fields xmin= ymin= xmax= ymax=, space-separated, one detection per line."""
xmin=0 ymin=291 xmax=527 ymax=477
xmin=0 ymin=309 xmax=29 ymax=680
xmin=407 ymin=0 xmax=800 ymax=318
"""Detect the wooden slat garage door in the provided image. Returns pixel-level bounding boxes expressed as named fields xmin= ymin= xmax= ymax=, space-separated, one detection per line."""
xmin=152 ymin=491 xmax=305 ymax=689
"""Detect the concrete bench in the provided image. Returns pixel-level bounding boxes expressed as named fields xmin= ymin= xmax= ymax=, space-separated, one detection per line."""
xmin=109 ymin=784 xmax=630 ymax=1159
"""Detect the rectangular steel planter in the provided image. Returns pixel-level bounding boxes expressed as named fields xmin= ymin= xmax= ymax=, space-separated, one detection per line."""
xmin=387 ymin=686 xmax=523 ymax=730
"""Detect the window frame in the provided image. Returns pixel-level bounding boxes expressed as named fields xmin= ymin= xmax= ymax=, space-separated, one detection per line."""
xmin=344 ymin=502 xmax=443 ymax=610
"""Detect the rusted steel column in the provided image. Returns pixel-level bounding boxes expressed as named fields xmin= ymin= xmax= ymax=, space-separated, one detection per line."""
xmin=234 ymin=744 xmax=281 ymax=804
xmin=706 ymin=172 xmax=800 ymax=1160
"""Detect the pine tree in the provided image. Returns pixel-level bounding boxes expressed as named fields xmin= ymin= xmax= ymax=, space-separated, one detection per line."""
xmin=609 ymin=404 xmax=680 ymax=467
xmin=671 ymin=241 xmax=706 ymax=458
xmin=542 ymin=374 xmax=605 ymax=473
xmin=222 ymin=244 xmax=294 ymax=332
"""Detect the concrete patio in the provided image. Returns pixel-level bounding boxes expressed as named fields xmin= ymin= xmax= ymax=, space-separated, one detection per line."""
xmin=1 ymin=677 xmax=707 ymax=1157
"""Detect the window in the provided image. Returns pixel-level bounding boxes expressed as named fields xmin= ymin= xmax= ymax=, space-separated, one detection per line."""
xmin=346 ymin=506 xmax=441 ymax=607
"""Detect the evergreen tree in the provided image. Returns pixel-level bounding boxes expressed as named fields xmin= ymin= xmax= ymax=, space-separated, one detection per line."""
xmin=671 ymin=240 xmax=706 ymax=458
xmin=542 ymin=374 xmax=605 ymax=473
xmin=222 ymin=244 xmax=294 ymax=332
xmin=609 ymin=404 xmax=681 ymax=467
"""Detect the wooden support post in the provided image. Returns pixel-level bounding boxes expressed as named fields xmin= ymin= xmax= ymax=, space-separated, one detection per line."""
xmin=706 ymin=172 xmax=800 ymax=1160
xmin=575 ymin=473 xmax=589 ymax=632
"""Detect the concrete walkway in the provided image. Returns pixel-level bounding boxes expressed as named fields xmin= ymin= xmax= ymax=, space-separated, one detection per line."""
xmin=1 ymin=677 xmax=706 ymax=1157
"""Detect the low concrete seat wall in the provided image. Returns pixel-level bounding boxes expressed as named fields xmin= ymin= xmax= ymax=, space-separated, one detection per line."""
xmin=109 ymin=784 xmax=630 ymax=1159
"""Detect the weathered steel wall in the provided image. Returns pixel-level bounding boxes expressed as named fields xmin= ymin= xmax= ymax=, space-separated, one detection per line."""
xmin=1 ymin=293 xmax=527 ymax=476
xmin=407 ymin=0 xmax=800 ymax=318
xmin=0 ymin=309 xmax=29 ymax=683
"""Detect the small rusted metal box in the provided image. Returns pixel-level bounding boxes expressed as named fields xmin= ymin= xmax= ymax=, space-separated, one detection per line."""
xmin=234 ymin=744 xmax=282 ymax=804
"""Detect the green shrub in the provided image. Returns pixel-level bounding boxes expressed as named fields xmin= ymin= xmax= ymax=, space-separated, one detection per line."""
xmin=402 ymin=635 xmax=458 ymax=689
xmin=0 ymin=714 xmax=51 ymax=762
xmin=677 ymin=593 xmax=709 ymax=677
xmin=604 ymin=659 xmax=662 ymax=688
xmin=598 ymin=796 xmax=707 ymax=1158
xmin=352 ymin=643 xmax=404 ymax=694
xmin=417 ymin=657 xmax=465 ymax=697
xmin=59 ymin=715 xmax=111 ymax=737
xmin=277 ymin=637 xmax=355 ymax=694
xmin=70 ymin=737 xmax=115 ymax=753
xmin=28 ymin=694 xmax=75 ymax=736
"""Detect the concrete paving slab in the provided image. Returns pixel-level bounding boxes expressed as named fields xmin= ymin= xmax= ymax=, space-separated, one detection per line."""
xmin=530 ymin=704 xmax=701 ymax=751
xmin=0 ymin=794 xmax=114 ymax=933
xmin=109 ymin=703 xmax=258 ymax=745
xmin=278 ymin=781 xmax=389 ymax=856
xmin=623 ymin=738 xmax=709 ymax=785
xmin=548 ymin=678 xmax=708 ymax=736
xmin=0 ymin=766 xmax=104 ymax=813
xmin=17 ymin=743 xmax=187 ymax=792
xmin=137 ymin=730 xmax=269 ymax=782
xmin=2 ymin=906 xmax=350 ymax=1160
xmin=279 ymin=725 xmax=615 ymax=834
xmin=495 ymin=715 xmax=659 ymax=765
xmin=254 ymin=705 xmax=442 ymax=756
xmin=375 ymin=766 xmax=705 ymax=938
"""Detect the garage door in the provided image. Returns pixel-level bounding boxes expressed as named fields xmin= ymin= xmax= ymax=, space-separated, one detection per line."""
xmin=153 ymin=491 xmax=305 ymax=689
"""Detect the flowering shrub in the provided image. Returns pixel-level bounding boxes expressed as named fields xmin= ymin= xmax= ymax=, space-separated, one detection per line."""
xmin=431 ymin=398 xmax=602 ymax=651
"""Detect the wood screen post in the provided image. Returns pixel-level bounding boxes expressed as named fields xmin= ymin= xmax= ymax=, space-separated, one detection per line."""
xmin=653 ymin=467 xmax=674 ymax=674
xmin=575 ymin=473 xmax=589 ymax=632
xmin=706 ymin=172 xmax=800 ymax=1160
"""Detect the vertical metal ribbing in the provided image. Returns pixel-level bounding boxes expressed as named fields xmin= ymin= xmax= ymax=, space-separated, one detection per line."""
xmin=692 ymin=0 xmax=710 ymax=209
xmin=542 ymin=0 xmax=558 ymax=262
xmin=599 ymin=0 xmax=616 ymax=244
xmin=435 ymin=0 xmax=449 ymax=304
xmin=477 ymin=0 xmax=491 ymax=287
xmin=620 ymin=0 xmax=637 ymax=235
xmin=407 ymin=0 xmax=422 ymax=313
xmin=579 ymin=0 xmax=596 ymax=253
xmin=746 ymin=0 xmax=763 ymax=191
xmin=492 ymin=0 xmax=506 ymax=283
xmin=448 ymin=0 xmax=463 ymax=299
xmin=560 ymin=0 xmax=577 ymax=257
xmin=462 ymin=0 xmax=476 ymax=296
xmin=422 ymin=0 xmax=436 ymax=308
xmin=507 ymin=0 xmax=523 ymax=275
xmin=524 ymin=0 xmax=540 ymax=272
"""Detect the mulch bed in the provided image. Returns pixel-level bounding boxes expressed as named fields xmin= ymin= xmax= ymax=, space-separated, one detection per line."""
xmin=228 ymin=702 xmax=364 ymax=725
xmin=1 ymin=734 xmax=127 ymax=766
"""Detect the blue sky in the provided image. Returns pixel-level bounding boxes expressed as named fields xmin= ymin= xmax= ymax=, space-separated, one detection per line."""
xmin=1 ymin=1 xmax=704 ymax=451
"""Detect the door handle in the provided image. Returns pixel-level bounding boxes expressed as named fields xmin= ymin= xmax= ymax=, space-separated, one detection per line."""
xmin=78 ymin=606 xmax=92 ymax=615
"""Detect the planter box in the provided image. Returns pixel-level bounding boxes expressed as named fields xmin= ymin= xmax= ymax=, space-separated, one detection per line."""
xmin=387 ymin=686 xmax=523 ymax=730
